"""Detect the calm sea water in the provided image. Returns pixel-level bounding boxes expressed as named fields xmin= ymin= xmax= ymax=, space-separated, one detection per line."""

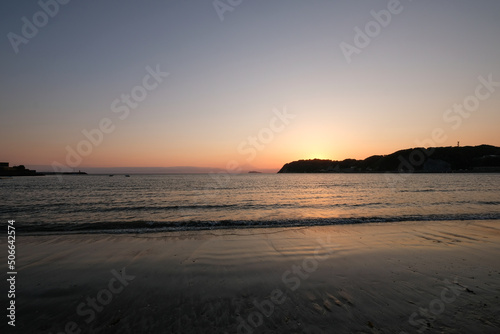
xmin=1 ymin=173 xmax=499 ymax=233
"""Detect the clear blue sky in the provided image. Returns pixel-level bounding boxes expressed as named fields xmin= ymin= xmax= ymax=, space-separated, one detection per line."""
xmin=1 ymin=0 xmax=499 ymax=171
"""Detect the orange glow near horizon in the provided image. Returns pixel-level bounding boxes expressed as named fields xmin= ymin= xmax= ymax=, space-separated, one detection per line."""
xmin=4 ymin=98 xmax=500 ymax=171
xmin=7 ymin=134 xmax=500 ymax=172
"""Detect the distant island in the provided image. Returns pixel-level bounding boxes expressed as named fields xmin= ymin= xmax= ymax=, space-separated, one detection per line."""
xmin=278 ymin=145 xmax=500 ymax=173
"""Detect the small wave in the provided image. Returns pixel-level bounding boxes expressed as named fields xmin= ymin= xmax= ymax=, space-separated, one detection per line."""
xmin=6 ymin=213 xmax=500 ymax=235
xmin=399 ymin=189 xmax=441 ymax=193
xmin=99 ymin=203 xmax=241 ymax=212
xmin=0 ymin=203 xmax=248 ymax=215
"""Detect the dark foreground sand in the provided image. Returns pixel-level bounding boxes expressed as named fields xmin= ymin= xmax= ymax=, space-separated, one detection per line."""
xmin=2 ymin=220 xmax=500 ymax=333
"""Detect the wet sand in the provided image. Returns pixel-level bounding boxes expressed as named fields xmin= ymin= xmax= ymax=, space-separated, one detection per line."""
xmin=3 ymin=220 xmax=500 ymax=333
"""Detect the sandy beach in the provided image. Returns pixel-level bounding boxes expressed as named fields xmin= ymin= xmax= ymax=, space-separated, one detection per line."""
xmin=3 ymin=220 xmax=500 ymax=333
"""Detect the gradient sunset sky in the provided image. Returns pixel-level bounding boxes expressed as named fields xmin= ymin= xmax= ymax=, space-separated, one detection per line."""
xmin=1 ymin=0 xmax=500 ymax=171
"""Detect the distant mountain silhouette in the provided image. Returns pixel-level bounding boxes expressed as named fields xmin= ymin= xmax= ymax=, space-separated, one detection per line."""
xmin=278 ymin=145 xmax=500 ymax=173
xmin=29 ymin=166 xmax=279 ymax=174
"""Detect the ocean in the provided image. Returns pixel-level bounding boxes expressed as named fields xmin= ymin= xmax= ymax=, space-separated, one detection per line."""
xmin=1 ymin=173 xmax=499 ymax=234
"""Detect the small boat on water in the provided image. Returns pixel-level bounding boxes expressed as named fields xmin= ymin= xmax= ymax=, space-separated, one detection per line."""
xmin=109 ymin=175 xmax=114 ymax=177
xmin=125 ymin=175 xmax=130 ymax=177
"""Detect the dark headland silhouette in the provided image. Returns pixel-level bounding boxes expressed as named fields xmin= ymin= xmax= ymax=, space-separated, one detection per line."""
xmin=0 ymin=163 xmax=38 ymax=176
xmin=278 ymin=145 xmax=500 ymax=173
xmin=0 ymin=162 xmax=87 ymax=176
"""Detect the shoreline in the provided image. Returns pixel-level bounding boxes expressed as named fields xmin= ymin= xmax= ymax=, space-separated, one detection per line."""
xmin=3 ymin=220 xmax=500 ymax=333
xmin=9 ymin=215 xmax=500 ymax=236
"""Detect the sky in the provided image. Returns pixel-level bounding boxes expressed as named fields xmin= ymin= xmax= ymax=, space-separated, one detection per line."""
xmin=1 ymin=0 xmax=500 ymax=172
